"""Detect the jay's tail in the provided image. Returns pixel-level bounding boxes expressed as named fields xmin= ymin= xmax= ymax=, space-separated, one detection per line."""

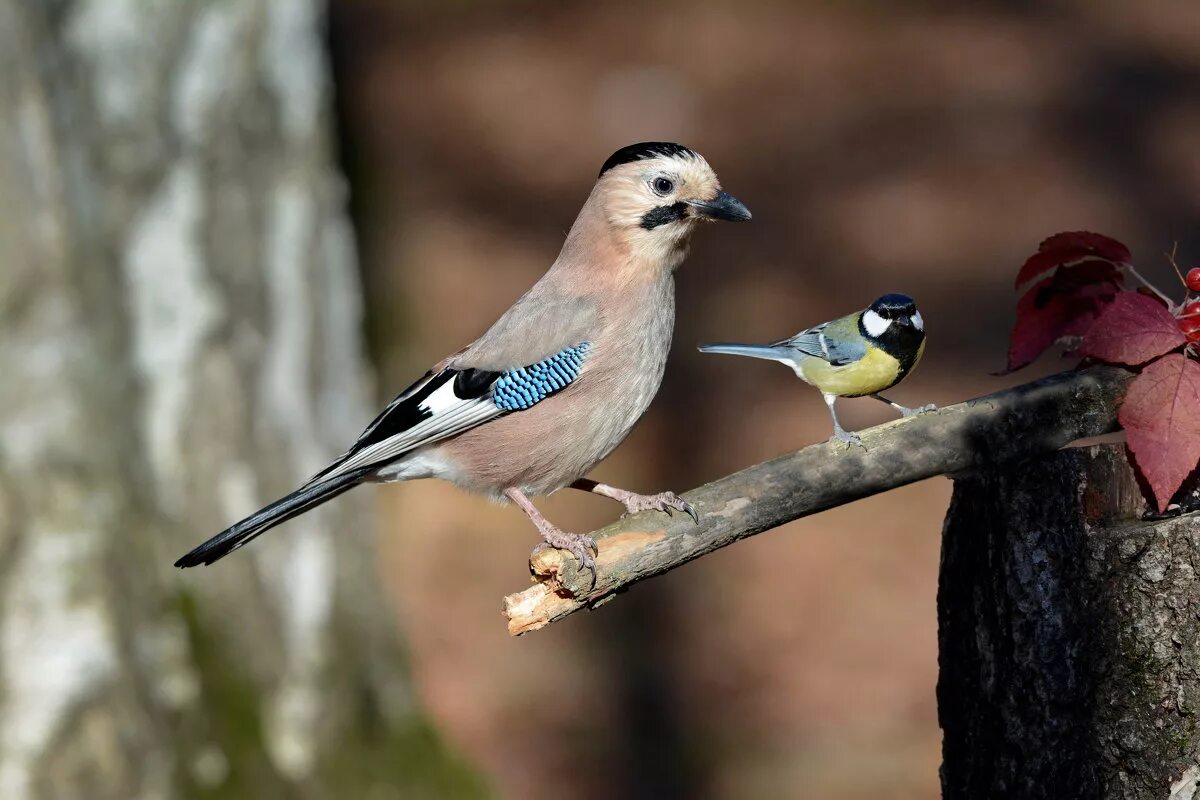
xmin=697 ymin=342 xmax=792 ymax=362
xmin=174 ymin=466 xmax=374 ymax=568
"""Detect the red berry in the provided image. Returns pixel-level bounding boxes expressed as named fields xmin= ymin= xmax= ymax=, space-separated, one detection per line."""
xmin=1188 ymin=267 xmax=1200 ymax=292
xmin=1185 ymin=300 xmax=1200 ymax=317
xmin=1181 ymin=316 xmax=1200 ymax=343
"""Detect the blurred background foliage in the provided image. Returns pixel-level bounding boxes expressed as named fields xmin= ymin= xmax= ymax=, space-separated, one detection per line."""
xmin=325 ymin=1 xmax=1199 ymax=798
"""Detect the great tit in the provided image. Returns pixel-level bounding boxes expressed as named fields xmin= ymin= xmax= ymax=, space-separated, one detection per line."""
xmin=698 ymin=293 xmax=934 ymax=447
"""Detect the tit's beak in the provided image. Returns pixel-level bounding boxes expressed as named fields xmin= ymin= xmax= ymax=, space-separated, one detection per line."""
xmin=686 ymin=190 xmax=752 ymax=222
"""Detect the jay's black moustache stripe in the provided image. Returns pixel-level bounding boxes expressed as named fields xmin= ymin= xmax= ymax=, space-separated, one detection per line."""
xmin=640 ymin=202 xmax=689 ymax=230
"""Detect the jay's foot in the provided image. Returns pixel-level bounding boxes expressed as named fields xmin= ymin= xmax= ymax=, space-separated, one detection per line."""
xmin=530 ymin=528 xmax=598 ymax=587
xmin=614 ymin=490 xmax=698 ymax=523
xmin=506 ymin=486 xmax=598 ymax=587
xmin=570 ymin=479 xmax=699 ymax=524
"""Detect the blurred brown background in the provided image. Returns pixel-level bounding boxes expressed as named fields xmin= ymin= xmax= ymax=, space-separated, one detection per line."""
xmin=327 ymin=1 xmax=1199 ymax=798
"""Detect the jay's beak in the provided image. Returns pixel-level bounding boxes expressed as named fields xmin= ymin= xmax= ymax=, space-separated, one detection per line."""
xmin=686 ymin=190 xmax=752 ymax=222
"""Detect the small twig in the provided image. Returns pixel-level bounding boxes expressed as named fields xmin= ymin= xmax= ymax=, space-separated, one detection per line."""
xmin=1167 ymin=242 xmax=1189 ymax=290
xmin=502 ymin=367 xmax=1134 ymax=635
xmin=1125 ymin=265 xmax=1178 ymax=311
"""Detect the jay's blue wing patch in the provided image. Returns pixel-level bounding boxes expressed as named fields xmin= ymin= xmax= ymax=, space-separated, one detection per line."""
xmin=309 ymin=343 xmax=591 ymax=482
xmin=492 ymin=343 xmax=591 ymax=411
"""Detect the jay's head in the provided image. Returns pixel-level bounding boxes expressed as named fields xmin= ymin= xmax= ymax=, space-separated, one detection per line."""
xmin=593 ymin=142 xmax=751 ymax=265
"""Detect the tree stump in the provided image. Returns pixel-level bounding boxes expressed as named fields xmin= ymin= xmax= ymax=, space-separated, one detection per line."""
xmin=939 ymin=443 xmax=1200 ymax=799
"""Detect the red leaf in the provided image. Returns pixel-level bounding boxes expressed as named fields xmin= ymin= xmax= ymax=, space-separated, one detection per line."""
xmin=1015 ymin=231 xmax=1132 ymax=290
xmin=1119 ymin=354 xmax=1200 ymax=512
xmin=1006 ymin=278 xmax=1119 ymax=371
xmin=1080 ymin=291 xmax=1187 ymax=365
xmin=1037 ymin=231 xmax=1132 ymax=261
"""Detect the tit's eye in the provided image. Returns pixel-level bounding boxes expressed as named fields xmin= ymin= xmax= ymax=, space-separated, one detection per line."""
xmin=651 ymin=177 xmax=675 ymax=196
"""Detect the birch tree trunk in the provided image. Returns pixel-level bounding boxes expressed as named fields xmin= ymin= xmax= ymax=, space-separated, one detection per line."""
xmin=0 ymin=2 xmax=479 ymax=798
xmin=939 ymin=444 xmax=1200 ymax=799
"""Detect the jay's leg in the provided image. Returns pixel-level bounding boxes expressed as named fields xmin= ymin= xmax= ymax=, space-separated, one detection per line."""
xmin=823 ymin=393 xmax=864 ymax=448
xmin=506 ymin=487 xmax=598 ymax=586
xmin=870 ymin=394 xmax=937 ymax=418
xmin=571 ymin=479 xmax=698 ymax=523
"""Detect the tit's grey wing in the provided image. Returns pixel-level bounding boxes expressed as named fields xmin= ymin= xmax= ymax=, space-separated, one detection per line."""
xmin=777 ymin=315 xmax=865 ymax=366
xmin=309 ymin=342 xmax=593 ymax=483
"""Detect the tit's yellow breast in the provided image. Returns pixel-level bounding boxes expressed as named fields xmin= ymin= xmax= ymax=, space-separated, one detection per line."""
xmin=799 ymin=342 xmax=921 ymax=397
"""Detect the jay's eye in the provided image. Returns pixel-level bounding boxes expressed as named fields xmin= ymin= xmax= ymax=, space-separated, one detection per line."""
xmin=651 ymin=177 xmax=675 ymax=196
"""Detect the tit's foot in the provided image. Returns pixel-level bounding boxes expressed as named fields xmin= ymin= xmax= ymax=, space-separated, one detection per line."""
xmin=832 ymin=428 xmax=865 ymax=449
xmin=531 ymin=528 xmax=598 ymax=588
xmin=899 ymin=403 xmax=938 ymax=418
xmin=616 ymin=490 xmax=698 ymax=523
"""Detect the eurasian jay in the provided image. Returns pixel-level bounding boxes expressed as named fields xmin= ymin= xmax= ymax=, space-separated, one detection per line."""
xmin=175 ymin=142 xmax=751 ymax=583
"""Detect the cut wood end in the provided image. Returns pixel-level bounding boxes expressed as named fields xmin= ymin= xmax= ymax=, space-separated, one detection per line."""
xmin=502 ymin=584 xmax=577 ymax=635
xmin=505 ymin=528 xmax=668 ymax=635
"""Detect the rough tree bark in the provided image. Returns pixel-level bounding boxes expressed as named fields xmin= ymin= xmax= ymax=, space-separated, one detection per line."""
xmin=939 ymin=444 xmax=1200 ymax=799
xmin=0 ymin=2 xmax=478 ymax=799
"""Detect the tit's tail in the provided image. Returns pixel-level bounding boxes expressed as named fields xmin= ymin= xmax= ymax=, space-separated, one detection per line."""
xmin=697 ymin=342 xmax=792 ymax=362
xmin=174 ymin=466 xmax=374 ymax=568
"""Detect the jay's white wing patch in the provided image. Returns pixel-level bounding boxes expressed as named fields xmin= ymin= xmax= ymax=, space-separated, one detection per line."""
xmin=308 ymin=343 xmax=592 ymax=483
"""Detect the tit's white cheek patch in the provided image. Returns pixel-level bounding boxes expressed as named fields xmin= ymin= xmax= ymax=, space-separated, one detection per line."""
xmin=911 ymin=311 xmax=924 ymax=331
xmin=863 ymin=309 xmax=891 ymax=338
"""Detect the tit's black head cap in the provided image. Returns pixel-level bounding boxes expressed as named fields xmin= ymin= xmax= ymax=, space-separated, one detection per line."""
xmin=870 ymin=293 xmax=917 ymax=316
xmin=599 ymin=142 xmax=698 ymax=177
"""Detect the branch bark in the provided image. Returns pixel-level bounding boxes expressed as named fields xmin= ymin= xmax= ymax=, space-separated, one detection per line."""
xmin=503 ymin=366 xmax=1134 ymax=635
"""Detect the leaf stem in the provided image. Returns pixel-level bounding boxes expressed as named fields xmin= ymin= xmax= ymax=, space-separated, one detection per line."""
xmin=1125 ymin=265 xmax=1178 ymax=311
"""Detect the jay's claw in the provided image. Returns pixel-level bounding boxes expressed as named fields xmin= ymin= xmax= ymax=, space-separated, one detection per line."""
xmin=617 ymin=491 xmax=699 ymax=524
xmin=531 ymin=530 xmax=598 ymax=588
xmin=571 ymin=481 xmax=700 ymax=525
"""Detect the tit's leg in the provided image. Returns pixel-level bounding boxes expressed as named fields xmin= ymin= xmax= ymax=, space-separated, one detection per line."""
xmin=505 ymin=487 xmax=597 ymax=587
xmin=871 ymin=394 xmax=938 ymax=418
xmin=571 ymin=479 xmax=698 ymax=523
xmin=824 ymin=393 xmax=864 ymax=448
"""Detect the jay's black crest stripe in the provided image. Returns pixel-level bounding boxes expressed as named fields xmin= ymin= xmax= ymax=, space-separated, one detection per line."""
xmin=640 ymin=201 xmax=689 ymax=230
xmin=173 ymin=465 xmax=375 ymax=567
xmin=599 ymin=142 xmax=697 ymax=177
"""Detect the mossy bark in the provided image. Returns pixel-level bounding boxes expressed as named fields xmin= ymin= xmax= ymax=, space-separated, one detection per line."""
xmin=939 ymin=444 xmax=1200 ymax=799
xmin=0 ymin=2 xmax=484 ymax=798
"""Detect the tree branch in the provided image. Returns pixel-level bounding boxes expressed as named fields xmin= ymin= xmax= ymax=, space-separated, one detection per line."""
xmin=502 ymin=366 xmax=1134 ymax=635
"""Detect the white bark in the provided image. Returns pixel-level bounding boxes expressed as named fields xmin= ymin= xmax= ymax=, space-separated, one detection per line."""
xmin=0 ymin=2 xmax=473 ymax=797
